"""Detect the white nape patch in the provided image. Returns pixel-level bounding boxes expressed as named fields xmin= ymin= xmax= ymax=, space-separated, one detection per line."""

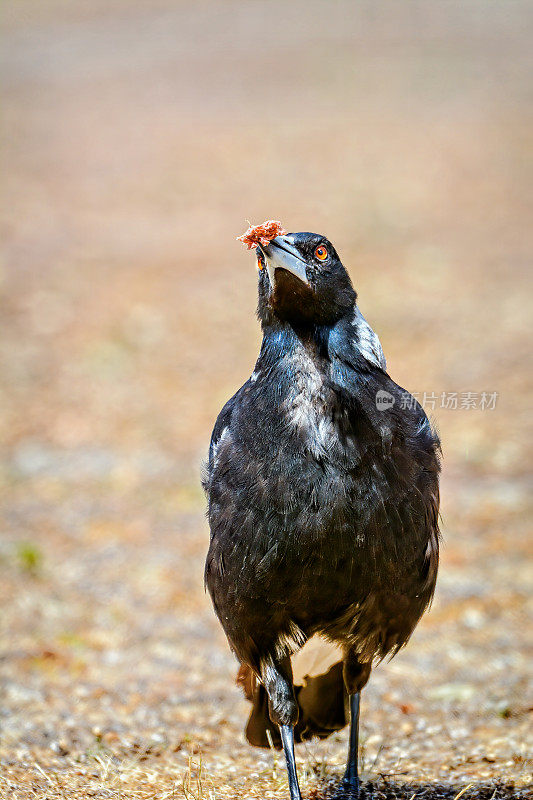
xmin=283 ymin=349 xmax=336 ymax=460
xmin=292 ymin=636 xmax=343 ymax=685
xmin=352 ymin=307 xmax=387 ymax=370
xmin=211 ymin=425 xmax=230 ymax=467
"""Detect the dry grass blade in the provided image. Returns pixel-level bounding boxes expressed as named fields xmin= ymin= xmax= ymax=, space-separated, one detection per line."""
xmin=453 ymin=785 xmax=474 ymax=800
xmin=33 ymin=763 xmax=54 ymax=786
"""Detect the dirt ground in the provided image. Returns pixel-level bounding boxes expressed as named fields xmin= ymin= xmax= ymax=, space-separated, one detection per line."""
xmin=1 ymin=2 xmax=532 ymax=798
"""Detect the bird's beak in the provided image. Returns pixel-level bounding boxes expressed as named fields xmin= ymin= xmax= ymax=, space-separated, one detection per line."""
xmin=260 ymin=236 xmax=309 ymax=289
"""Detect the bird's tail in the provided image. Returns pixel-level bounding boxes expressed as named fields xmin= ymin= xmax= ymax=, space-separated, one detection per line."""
xmin=237 ymin=638 xmax=349 ymax=749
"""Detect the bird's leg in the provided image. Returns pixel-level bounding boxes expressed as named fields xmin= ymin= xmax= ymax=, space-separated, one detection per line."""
xmin=280 ymin=723 xmax=302 ymax=800
xmin=260 ymin=656 xmax=301 ymax=800
xmin=344 ymin=693 xmax=361 ymax=790
xmin=333 ymin=653 xmax=371 ymax=799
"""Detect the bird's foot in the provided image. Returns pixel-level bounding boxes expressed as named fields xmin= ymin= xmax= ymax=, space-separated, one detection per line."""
xmin=330 ymin=777 xmax=360 ymax=799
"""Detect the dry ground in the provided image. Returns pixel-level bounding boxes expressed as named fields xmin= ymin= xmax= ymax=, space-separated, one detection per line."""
xmin=1 ymin=2 xmax=532 ymax=798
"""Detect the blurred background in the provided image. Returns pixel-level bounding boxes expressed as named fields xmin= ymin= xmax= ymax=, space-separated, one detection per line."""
xmin=1 ymin=1 xmax=531 ymax=797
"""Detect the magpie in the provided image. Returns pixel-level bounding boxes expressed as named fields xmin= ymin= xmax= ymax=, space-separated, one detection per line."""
xmin=204 ymin=231 xmax=441 ymax=799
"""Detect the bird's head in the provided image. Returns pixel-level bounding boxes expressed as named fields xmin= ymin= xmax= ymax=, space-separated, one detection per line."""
xmin=256 ymin=232 xmax=356 ymax=328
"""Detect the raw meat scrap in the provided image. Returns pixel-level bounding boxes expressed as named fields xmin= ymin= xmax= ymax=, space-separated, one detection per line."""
xmin=236 ymin=220 xmax=286 ymax=249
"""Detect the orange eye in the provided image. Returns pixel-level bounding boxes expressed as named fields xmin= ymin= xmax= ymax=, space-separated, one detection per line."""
xmin=257 ymin=256 xmax=264 ymax=271
xmin=315 ymin=245 xmax=328 ymax=261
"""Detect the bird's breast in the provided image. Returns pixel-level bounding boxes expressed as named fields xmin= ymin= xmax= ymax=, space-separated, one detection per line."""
xmin=279 ymin=350 xmax=344 ymax=462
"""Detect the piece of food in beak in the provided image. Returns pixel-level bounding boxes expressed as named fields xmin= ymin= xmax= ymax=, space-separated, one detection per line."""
xmin=237 ymin=220 xmax=286 ymax=249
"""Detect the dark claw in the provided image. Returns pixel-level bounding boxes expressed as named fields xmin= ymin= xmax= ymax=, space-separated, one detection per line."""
xmin=330 ymin=778 xmax=360 ymax=799
xmin=332 ymin=781 xmax=375 ymax=800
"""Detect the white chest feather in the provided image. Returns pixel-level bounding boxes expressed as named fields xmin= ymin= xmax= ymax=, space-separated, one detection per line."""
xmin=283 ymin=350 xmax=336 ymax=459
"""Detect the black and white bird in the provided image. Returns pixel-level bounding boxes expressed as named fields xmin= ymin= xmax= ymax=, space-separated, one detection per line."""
xmin=204 ymin=230 xmax=441 ymax=799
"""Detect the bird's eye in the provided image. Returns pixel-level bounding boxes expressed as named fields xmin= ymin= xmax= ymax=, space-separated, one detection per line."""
xmin=257 ymin=256 xmax=264 ymax=271
xmin=315 ymin=245 xmax=328 ymax=261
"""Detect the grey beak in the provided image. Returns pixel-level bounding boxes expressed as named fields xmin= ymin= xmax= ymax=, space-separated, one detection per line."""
xmin=261 ymin=236 xmax=309 ymax=289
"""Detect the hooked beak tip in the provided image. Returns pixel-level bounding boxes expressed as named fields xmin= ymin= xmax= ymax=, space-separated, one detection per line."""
xmin=262 ymin=238 xmax=309 ymax=288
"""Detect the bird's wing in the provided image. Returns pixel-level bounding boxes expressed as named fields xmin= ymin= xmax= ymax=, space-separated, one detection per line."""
xmin=206 ymin=382 xmax=246 ymax=474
